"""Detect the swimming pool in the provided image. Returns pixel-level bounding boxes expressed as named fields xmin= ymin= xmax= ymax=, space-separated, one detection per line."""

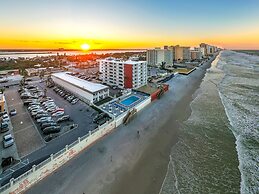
xmin=120 ymin=95 xmax=140 ymax=106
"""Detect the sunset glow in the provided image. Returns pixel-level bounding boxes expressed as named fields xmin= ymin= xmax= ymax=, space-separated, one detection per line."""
xmin=1 ymin=0 xmax=259 ymax=50
xmin=81 ymin=43 xmax=90 ymax=51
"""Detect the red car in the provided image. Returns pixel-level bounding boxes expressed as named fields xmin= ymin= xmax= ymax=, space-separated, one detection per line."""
xmin=51 ymin=108 xmax=64 ymax=114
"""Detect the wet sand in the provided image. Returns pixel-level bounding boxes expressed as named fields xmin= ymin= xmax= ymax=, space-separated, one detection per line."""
xmin=26 ymin=55 xmax=217 ymax=194
xmin=103 ymin=62 xmax=213 ymax=194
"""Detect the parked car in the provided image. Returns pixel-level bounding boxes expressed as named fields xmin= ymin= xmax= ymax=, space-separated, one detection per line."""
xmin=9 ymin=109 xmax=17 ymax=116
xmin=2 ymin=114 xmax=9 ymax=120
xmin=52 ymin=111 xmax=64 ymax=117
xmin=28 ymin=105 xmax=41 ymax=111
xmin=57 ymin=115 xmax=70 ymax=123
xmin=2 ymin=117 xmax=10 ymax=123
xmin=97 ymin=117 xmax=109 ymax=125
xmin=71 ymin=98 xmax=79 ymax=104
xmin=40 ymin=119 xmax=55 ymax=126
xmin=43 ymin=102 xmax=55 ymax=108
xmin=31 ymin=109 xmax=44 ymax=115
xmin=24 ymin=99 xmax=38 ymax=105
xmin=37 ymin=117 xmax=52 ymax=123
xmin=1 ymin=156 xmax=15 ymax=168
xmin=93 ymin=113 xmax=108 ymax=123
xmin=35 ymin=113 xmax=49 ymax=119
xmin=0 ymin=111 xmax=7 ymax=117
xmin=0 ymin=127 xmax=9 ymax=133
xmin=32 ymin=110 xmax=46 ymax=117
xmin=42 ymin=100 xmax=54 ymax=105
xmin=51 ymin=108 xmax=64 ymax=114
xmin=29 ymin=102 xmax=40 ymax=106
xmin=43 ymin=126 xmax=61 ymax=135
xmin=41 ymin=122 xmax=57 ymax=130
xmin=1 ymin=122 xmax=8 ymax=129
xmin=44 ymin=106 xmax=56 ymax=111
xmin=3 ymin=134 xmax=14 ymax=148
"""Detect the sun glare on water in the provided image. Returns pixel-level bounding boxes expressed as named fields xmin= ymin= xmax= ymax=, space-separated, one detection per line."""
xmin=81 ymin=43 xmax=90 ymax=51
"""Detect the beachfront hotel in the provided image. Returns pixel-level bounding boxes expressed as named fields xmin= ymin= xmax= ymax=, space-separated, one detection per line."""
xmin=200 ymin=43 xmax=218 ymax=56
xmin=190 ymin=48 xmax=203 ymax=60
xmin=99 ymin=58 xmax=147 ymax=89
xmin=172 ymin=45 xmax=191 ymax=61
xmin=147 ymin=47 xmax=174 ymax=66
xmin=147 ymin=45 xmax=192 ymax=66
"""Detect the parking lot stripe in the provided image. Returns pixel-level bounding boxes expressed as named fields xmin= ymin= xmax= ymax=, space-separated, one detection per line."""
xmin=8 ymin=102 xmax=23 ymax=107
xmin=13 ymin=124 xmax=34 ymax=134
xmin=25 ymin=108 xmax=46 ymax=143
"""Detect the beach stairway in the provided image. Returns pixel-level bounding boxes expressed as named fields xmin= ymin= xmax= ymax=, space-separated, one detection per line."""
xmin=157 ymin=86 xmax=165 ymax=99
xmin=123 ymin=108 xmax=137 ymax=125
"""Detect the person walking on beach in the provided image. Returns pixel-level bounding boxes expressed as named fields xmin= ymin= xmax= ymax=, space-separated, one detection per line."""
xmin=137 ymin=130 xmax=140 ymax=138
xmin=110 ymin=155 xmax=113 ymax=162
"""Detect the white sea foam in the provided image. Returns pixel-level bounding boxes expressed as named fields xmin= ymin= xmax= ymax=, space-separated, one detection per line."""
xmin=160 ymin=51 xmax=258 ymax=194
xmin=218 ymin=51 xmax=259 ymax=194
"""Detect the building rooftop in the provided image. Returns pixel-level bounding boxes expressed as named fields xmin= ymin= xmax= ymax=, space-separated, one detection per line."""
xmin=52 ymin=72 xmax=108 ymax=93
xmin=100 ymin=58 xmax=146 ymax=64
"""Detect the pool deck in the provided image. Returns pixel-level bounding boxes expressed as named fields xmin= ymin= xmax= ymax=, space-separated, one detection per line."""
xmin=100 ymin=92 xmax=148 ymax=118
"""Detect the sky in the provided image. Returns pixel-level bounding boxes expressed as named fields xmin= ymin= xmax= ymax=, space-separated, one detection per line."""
xmin=1 ymin=0 xmax=259 ymax=50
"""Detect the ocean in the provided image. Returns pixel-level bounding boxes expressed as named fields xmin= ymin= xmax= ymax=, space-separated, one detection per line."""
xmin=160 ymin=51 xmax=259 ymax=194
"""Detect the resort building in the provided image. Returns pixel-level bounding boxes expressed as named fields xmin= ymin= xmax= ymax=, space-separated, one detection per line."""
xmin=52 ymin=72 xmax=109 ymax=104
xmin=200 ymin=43 xmax=218 ymax=56
xmin=99 ymin=58 xmax=147 ymax=89
xmin=147 ymin=48 xmax=174 ymax=66
xmin=171 ymin=45 xmax=191 ymax=61
xmin=190 ymin=48 xmax=202 ymax=60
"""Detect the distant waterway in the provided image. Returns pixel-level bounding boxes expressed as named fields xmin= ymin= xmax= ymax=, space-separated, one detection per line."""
xmin=0 ymin=50 xmax=145 ymax=59
xmin=160 ymin=51 xmax=259 ymax=194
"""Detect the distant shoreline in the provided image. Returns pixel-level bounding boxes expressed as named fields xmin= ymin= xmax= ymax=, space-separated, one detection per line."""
xmin=0 ymin=48 xmax=146 ymax=52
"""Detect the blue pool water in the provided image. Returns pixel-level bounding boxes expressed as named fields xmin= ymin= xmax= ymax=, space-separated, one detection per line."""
xmin=120 ymin=96 xmax=140 ymax=106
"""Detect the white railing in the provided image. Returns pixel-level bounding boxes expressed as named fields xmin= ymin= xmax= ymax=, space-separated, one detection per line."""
xmin=0 ymin=119 xmax=115 ymax=194
xmin=0 ymin=96 xmax=151 ymax=194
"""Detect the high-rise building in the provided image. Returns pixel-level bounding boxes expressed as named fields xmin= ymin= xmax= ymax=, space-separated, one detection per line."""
xmin=146 ymin=48 xmax=173 ymax=66
xmin=200 ymin=43 xmax=218 ymax=56
xmin=99 ymin=58 xmax=147 ymax=89
xmin=171 ymin=45 xmax=191 ymax=61
xmin=190 ymin=48 xmax=202 ymax=60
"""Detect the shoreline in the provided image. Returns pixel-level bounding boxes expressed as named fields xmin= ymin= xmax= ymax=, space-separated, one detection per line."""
xmin=103 ymin=57 xmax=216 ymax=194
xmin=25 ymin=54 xmax=218 ymax=194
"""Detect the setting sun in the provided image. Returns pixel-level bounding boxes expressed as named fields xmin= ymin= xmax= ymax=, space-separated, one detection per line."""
xmin=81 ymin=43 xmax=90 ymax=50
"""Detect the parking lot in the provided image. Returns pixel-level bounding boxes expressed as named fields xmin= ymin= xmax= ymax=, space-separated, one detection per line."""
xmin=0 ymin=101 xmax=20 ymax=174
xmin=37 ymin=82 xmax=99 ymax=136
xmin=4 ymin=87 xmax=45 ymax=158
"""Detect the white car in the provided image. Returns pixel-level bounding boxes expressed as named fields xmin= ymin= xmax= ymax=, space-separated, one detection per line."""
xmin=44 ymin=103 xmax=56 ymax=108
xmin=47 ymin=107 xmax=58 ymax=112
xmin=42 ymin=100 xmax=54 ymax=105
xmin=2 ymin=114 xmax=9 ymax=120
xmin=3 ymin=133 xmax=14 ymax=148
xmin=37 ymin=117 xmax=52 ymax=123
xmin=2 ymin=117 xmax=10 ymax=123
xmin=2 ymin=114 xmax=10 ymax=122
xmin=52 ymin=111 xmax=64 ymax=117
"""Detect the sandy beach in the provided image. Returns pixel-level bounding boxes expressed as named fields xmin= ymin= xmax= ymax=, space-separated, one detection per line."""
xmin=26 ymin=55 xmax=217 ymax=194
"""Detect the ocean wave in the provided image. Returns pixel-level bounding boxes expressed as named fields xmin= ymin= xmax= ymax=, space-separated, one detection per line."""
xmin=218 ymin=51 xmax=259 ymax=194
